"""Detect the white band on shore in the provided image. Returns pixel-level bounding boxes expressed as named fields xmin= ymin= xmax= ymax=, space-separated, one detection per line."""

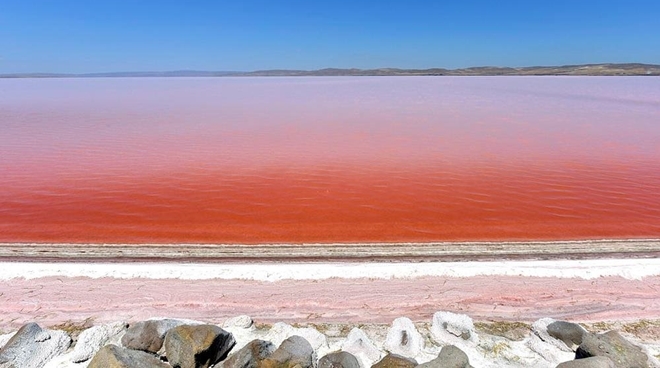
xmin=7 ymin=258 xmax=660 ymax=281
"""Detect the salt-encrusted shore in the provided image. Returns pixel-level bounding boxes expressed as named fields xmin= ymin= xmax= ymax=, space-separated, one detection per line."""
xmin=2 ymin=257 xmax=660 ymax=329
xmin=4 ymin=258 xmax=660 ymax=281
xmin=2 ymin=241 xmax=660 ymax=366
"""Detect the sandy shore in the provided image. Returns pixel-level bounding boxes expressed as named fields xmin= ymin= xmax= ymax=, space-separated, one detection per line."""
xmin=2 ymin=240 xmax=660 ymax=330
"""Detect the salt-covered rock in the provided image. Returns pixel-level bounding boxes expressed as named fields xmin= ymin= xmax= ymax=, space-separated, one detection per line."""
xmin=164 ymin=324 xmax=236 ymax=368
xmin=222 ymin=315 xmax=257 ymax=351
xmin=87 ymin=344 xmax=169 ymax=368
xmin=0 ymin=322 xmax=71 ymax=368
xmin=318 ymin=351 xmax=361 ymax=368
xmin=525 ymin=333 xmax=575 ymax=364
xmin=261 ymin=335 xmax=314 ymax=368
xmin=0 ymin=331 xmax=16 ymax=350
xmin=70 ymin=322 xmax=128 ymax=363
xmin=221 ymin=339 xmax=275 ymax=368
xmin=266 ymin=322 xmax=329 ymax=358
xmin=430 ymin=312 xmax=478 ymax=345
xmin=121 ymin=318 xmax=202 ymax=353
xmin=371 ymin=353 xmax=417 ymax=368
xmin=383 ymin=317 xmax=423 ymax=358
xmin=44 ymin=321 xmax=129 ymax=368
xmin=556 ymin=356 xmax=616 ymax=368
xmin=223 ymin=315 xmax=254 ymax=330
xmin=341 ymin=328 xmax=382 ymax=368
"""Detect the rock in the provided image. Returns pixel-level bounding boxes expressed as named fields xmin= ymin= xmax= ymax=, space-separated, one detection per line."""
xmin=532 ymin=318 xmax=574 ymax=352
xmin=0 ymin=322 xmax=71 ymax=368
xmin=266 ymin=323 xmax=329 ymax=358
xmin=383 ymin=317 xmax=423 ymax=358
xmin=556 ymin=356 xmax=616 ymax=367
xmin=318 ymin=351 xmax=361 ymax=368
xmin=220 ymin=339 xmax=275 ymax=368
xmin=87 ymin=344 xmax=169 ymax=368
xmin=526 ymin=333 xmax=575 ymax=364
xmin=222 ymin=316 xmax=257 ymax=352
xmin=547 ymin=321 xmax=587 ymax=350
xmin=223 ymin=315 xmax=254 ymax=330
xmin=340 ymin=328 xmax=382 ymax=368
xmin=43 ymin=321 xmax=129 ymax=368
xmin=371 ymin=353 xmax=417 ymax=368
xmin=417 ymin=345 xmax=471 ymax=368
xmin=576 ymin=330 xmax=650 ymax=368
xmin=121 ymin=318 xmax=201 ymax=353
xmin=430 ymin=312 xmax=478 ymax=345
xmin=0 ymin=332 xmax=16 ymax=350
xmin=260 ymin=335 xmax=314 ymax=368
xmin=164 ymin=324 xmax=236 ymax=368
xmin=70 ymin=321 xmax=128 ymax=363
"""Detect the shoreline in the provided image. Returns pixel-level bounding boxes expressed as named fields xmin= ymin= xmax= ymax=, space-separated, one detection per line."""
xmin=2 ymin=256 xmax=660 ymax=329
xmin=2 ymin=238 xmax=660 ymax=263
xmin=3 ymin=240 xmax=659 ymax=343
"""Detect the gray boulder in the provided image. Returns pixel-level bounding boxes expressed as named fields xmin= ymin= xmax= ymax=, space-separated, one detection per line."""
xmin=547 ymin=321 xmax=587 ymax=350
xmin=122 ymin=318 xmax=198 ymax=353
xmin=164 ymin=324 xmax=235 ymax=368
xmin=417 ymin=345 xmax=472 ymax=368
xmin=260 ymin=335 xmax=314 ymax=368
xmin=318 ymin=351 xmax=361 ymax=368
xmin=221 ymin=339 xmax=275 ymax=368
xmin=575 ymin=330 xmax=649 ymax=368
xmin=556 ymin=356 xmax=616 ymax=368
xmin=532 ymin=318 xmax=574 ymax=352
xmin=371 ymin=353 xmax=417 ymax=368
xmin=0 ymin=322 xmax=71 ymax=368
xmin=87 ymin=344 xmax=169 ymax=368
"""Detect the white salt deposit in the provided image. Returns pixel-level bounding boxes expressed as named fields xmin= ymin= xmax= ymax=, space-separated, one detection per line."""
xmin=2 ymin=258 xmax=660 ymax=281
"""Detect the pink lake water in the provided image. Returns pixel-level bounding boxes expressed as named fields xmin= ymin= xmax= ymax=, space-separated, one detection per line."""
xmin=0 ymin=77 xmax=659 ymax=243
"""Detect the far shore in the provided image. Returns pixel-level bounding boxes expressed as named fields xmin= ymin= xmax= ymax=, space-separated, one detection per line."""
xmin=2 ymin=239 xmax=660 ymax=263
xmin=2 ymin=62 xmax=660 ymax=77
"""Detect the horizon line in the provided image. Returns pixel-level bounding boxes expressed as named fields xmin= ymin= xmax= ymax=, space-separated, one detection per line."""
xmin=2 ymin=62 xmax=660 ymax=77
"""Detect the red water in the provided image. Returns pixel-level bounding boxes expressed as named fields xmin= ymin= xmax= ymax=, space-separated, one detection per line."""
xmin=1 ymin=77 xmax=659 ymax=243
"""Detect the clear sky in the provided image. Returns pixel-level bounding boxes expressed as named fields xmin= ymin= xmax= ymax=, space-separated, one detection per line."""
xmin=1 ymin=0 xmax=659 ymax=73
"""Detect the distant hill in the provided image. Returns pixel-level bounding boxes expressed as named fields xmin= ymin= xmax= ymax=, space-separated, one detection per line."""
xmin=445 ymin=63 xmax=660 ymax=76
xmin=2 ymin=63 xmax=659 ymax=78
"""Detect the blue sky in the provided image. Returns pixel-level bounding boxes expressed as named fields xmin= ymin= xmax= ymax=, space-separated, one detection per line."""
xmin=1 ymin=0 xmax=659 ymax=73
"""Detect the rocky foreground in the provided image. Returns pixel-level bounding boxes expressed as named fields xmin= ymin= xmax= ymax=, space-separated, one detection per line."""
xmin=1 ymin=313 xmax=659 ymax=368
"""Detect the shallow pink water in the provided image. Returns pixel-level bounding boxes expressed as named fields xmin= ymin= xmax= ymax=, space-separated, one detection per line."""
xmin=1 ymin=77 xmax=659 ymax=243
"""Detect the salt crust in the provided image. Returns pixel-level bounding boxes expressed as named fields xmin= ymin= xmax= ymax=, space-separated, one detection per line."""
xmin=3 ymin=258 xmax=660 ymax=281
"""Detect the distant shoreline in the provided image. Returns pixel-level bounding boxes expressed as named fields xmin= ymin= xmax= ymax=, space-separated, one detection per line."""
xmin=2 ymin=63 xmax=660 ymax=78
xmin=2 ymin=239 xmax=660 ymax=263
